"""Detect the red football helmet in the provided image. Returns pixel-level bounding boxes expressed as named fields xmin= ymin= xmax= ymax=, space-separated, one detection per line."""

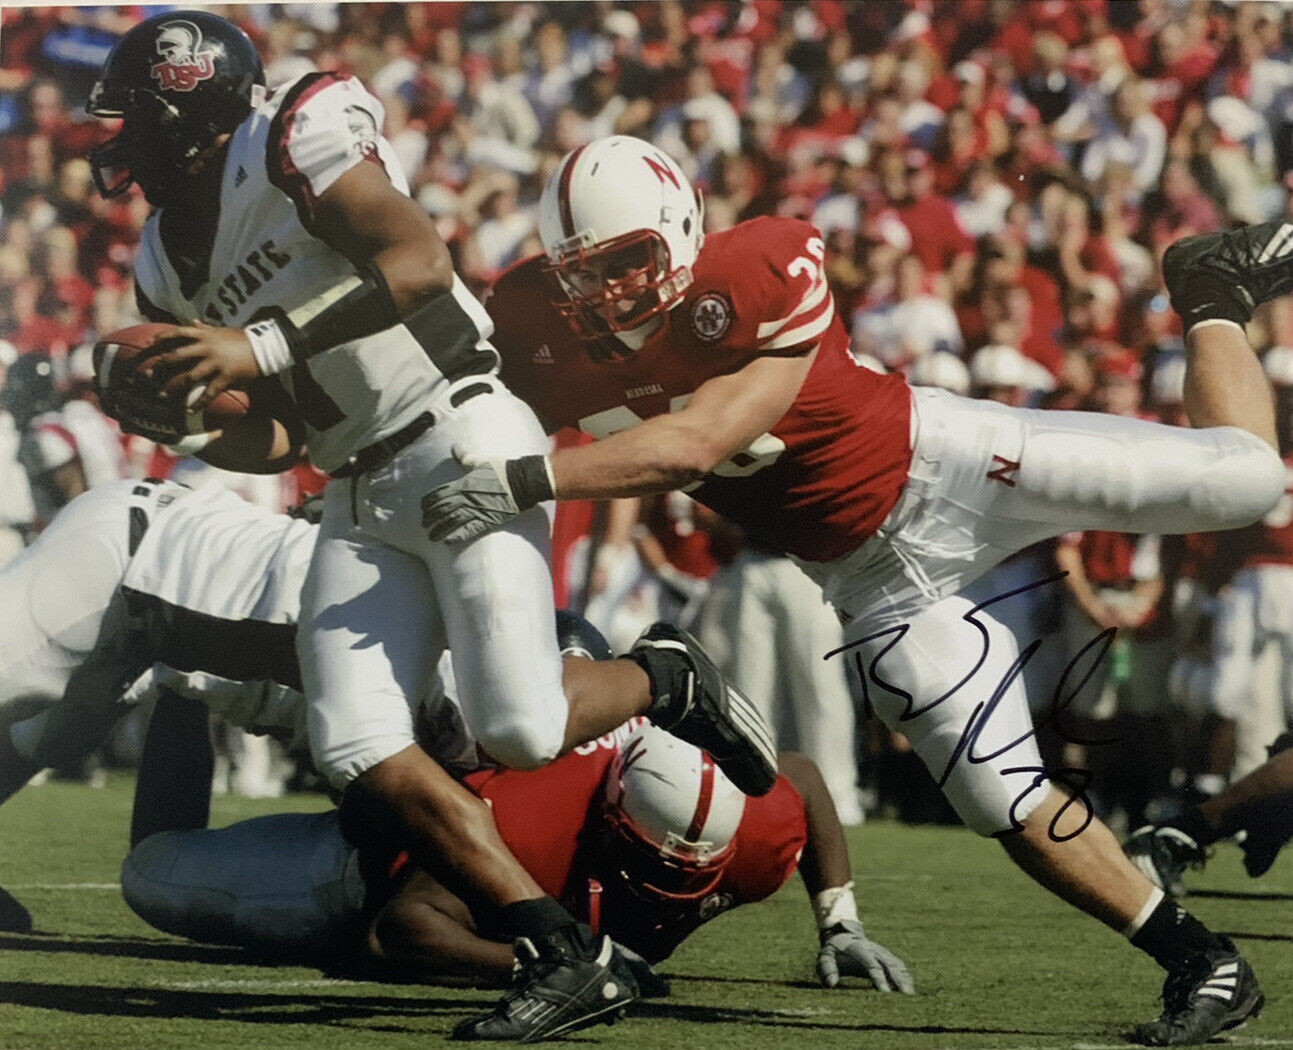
xmin=538 ymin=136 xmax=703 ymax=345
xmin=600 ymin=722 xmax=745 ymax=903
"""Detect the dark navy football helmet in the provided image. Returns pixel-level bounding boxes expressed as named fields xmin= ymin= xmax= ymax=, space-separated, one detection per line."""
xmin=87 ymin=10 xmax=264 ymax=207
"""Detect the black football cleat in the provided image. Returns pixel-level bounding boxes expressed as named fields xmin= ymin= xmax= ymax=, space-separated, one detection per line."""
xmin=452 ymin=932 xmax=636 ymax=1043
xmin=1163 ymin=221 xmax=1293 ymax=330
xmin=1124 ymin=824 xmax=1209 ymax=898
xmin=628 ymin=622 xmax=777 ymax=796
xmin=1133 ymin=938 xmax=1263 ymax=1046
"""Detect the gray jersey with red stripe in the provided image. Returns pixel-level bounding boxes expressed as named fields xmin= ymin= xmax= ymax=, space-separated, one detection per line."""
xmin=132 ymin=72 xmax=496 ymax=473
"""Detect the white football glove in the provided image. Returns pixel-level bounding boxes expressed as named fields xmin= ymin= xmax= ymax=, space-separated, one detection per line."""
xmin=421 ymin=448 xmax=554 ymax=545
xmin=816 ymin=920 xmax=915 ymax=994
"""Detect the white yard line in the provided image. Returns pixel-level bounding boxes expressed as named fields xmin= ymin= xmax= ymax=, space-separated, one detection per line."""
xmin=932 ymin=1039 xmax=1293 ymax=1050
xmin=5 ymin=883 xmax=118 ymax=890
xmin=159 ymin=978 xmax=374 ymax=991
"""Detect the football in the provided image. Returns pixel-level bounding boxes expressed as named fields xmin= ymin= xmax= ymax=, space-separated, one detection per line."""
xmin=92 ymin=322 xmax=252 ymax=438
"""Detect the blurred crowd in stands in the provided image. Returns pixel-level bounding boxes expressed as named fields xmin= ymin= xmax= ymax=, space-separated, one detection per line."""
xmin=2 ymin=0 xmax=1292 ymax=827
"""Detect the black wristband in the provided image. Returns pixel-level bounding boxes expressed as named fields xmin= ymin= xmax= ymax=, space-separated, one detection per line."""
xmin=282 ymin=260 xmax=402 ymax=361
xmin=506 ymin=455 xmax=555 ymax=511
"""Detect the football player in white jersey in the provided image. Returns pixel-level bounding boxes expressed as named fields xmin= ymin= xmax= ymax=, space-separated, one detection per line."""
xmin=0 ymin=479 xmax=573 ymax=968
xmin=86 ymin=13 xmax=775 ymax=1039
xmin=123 ymin=622 xmax=911 ymax=1000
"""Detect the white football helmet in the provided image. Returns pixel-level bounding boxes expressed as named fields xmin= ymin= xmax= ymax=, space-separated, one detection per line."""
xmin=602 ymin=722 xmax=745 ymax=902
xmin=538 ymin=136 xmax=703 ymax=343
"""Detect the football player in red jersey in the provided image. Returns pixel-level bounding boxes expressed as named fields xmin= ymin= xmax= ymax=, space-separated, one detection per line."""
xmin=422 ymin=136 xmax=1293 ymax=1044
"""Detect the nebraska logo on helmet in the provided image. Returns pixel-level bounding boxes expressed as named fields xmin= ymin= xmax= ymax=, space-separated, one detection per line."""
xmin=150 ymin=20 xmax=215 ymax=92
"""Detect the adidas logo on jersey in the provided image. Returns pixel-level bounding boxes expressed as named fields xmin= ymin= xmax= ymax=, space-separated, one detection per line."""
xmin=531 ymin=344 xmax=554 ymax=365
xmin=235 ymin=166 xmax=248 ymax=187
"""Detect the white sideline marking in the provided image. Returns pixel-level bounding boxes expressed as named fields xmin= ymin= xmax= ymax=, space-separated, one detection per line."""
xmin=6 ymin=883 xmax=118 ymax=890
xmin=161 ymin=978 xmax=370 ymax=991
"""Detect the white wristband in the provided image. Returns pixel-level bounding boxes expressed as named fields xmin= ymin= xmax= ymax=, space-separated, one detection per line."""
xmin=166 ymin=431 xmax=217 ymax=456
xmin=245 ymin=318 xmax=294 ymax=375
xmin=813 ymin=880 xmax=859 ymax=930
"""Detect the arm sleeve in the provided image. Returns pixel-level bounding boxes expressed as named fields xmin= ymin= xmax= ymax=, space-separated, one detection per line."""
xmin=266 ymin=73 xmax=404 ymax=228
xmin=745 ymin=221 xmax=836 ymax=355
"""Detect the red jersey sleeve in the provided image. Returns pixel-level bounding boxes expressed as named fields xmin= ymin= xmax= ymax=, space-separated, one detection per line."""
xmin=465 ymin=748 xmax=616 ymax=899
xmin=721 ymin=775 xmax=807 ymax=904
xmin=692 ymin=217 xmax=835 ymax=358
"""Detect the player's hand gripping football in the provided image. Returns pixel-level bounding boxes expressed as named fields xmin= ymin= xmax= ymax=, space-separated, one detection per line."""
xmin=141 ymin=320 xmax=261 ymax=412
xmin=816 ymin=919 xmax=915 ymax=994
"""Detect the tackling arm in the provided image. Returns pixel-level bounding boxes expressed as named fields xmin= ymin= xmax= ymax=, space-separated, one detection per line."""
xmin=549 ymin=350 xmax=816 ymax=499
xmin=369 ymin=869 xmax=515 ymax=984
xmin=422 ymin=349 xmax=816 ymax=545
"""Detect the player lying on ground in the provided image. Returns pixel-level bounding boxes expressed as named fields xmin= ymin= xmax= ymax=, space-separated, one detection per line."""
xmin=1125 ymin=732 xmax=1293 ymax=897
xmin=89 ymin=15 xmax=776 ymax=1039
xmin=420 ymin=135 xmax=1286 ymax=1045
xmin=0 ymin=478 xmax=547 ymax=968
xmin=124 ymin=674 xmax=912 ymax=996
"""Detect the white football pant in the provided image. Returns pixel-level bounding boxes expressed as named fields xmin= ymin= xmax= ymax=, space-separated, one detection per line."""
xmin=301 ymin=375 xmax=569 ymax=788
xmin=801 ymin=387 xmax=1284 ymax=835
xmin=123 ymin=810 xmax=361 ymax=955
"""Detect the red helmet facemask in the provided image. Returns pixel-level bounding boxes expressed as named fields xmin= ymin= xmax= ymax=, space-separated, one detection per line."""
xmin=544 ymin=229 xmax=692 ymax=344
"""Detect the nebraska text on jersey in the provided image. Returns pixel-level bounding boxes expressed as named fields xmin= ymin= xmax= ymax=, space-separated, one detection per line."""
xmin=491 ymin=217 xmax=914 ymax=562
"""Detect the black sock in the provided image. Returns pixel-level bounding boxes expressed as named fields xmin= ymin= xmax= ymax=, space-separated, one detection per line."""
xmin=1171 ymin=805 xmax=1220 ymax=849
xmin=500 ymin=896 xmax=585 ymax=946
xmin=1130 ymin=897 xmax=1226 ymax=971
xmin=1171 ymin=272 xmax=1253 ymax=330
xmin=628 ymin=647 xmax=683 ymax=727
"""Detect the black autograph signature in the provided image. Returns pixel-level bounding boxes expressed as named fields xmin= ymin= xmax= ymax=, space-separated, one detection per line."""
xmin=825 ymin=571 xmax=1121 ymax=842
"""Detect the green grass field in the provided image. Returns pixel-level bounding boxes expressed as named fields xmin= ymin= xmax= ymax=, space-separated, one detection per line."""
xmin=0 ymin=774 xmax=1287 ymax=1050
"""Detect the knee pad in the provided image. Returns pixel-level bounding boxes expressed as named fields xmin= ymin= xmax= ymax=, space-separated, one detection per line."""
xmin=475 ymin=713 xmax=564 ymax=770
xmin=928 ymin=733 xmax=1052 ymax=836
xmin=1195 ymin=429 xmax=1285 ymax=530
